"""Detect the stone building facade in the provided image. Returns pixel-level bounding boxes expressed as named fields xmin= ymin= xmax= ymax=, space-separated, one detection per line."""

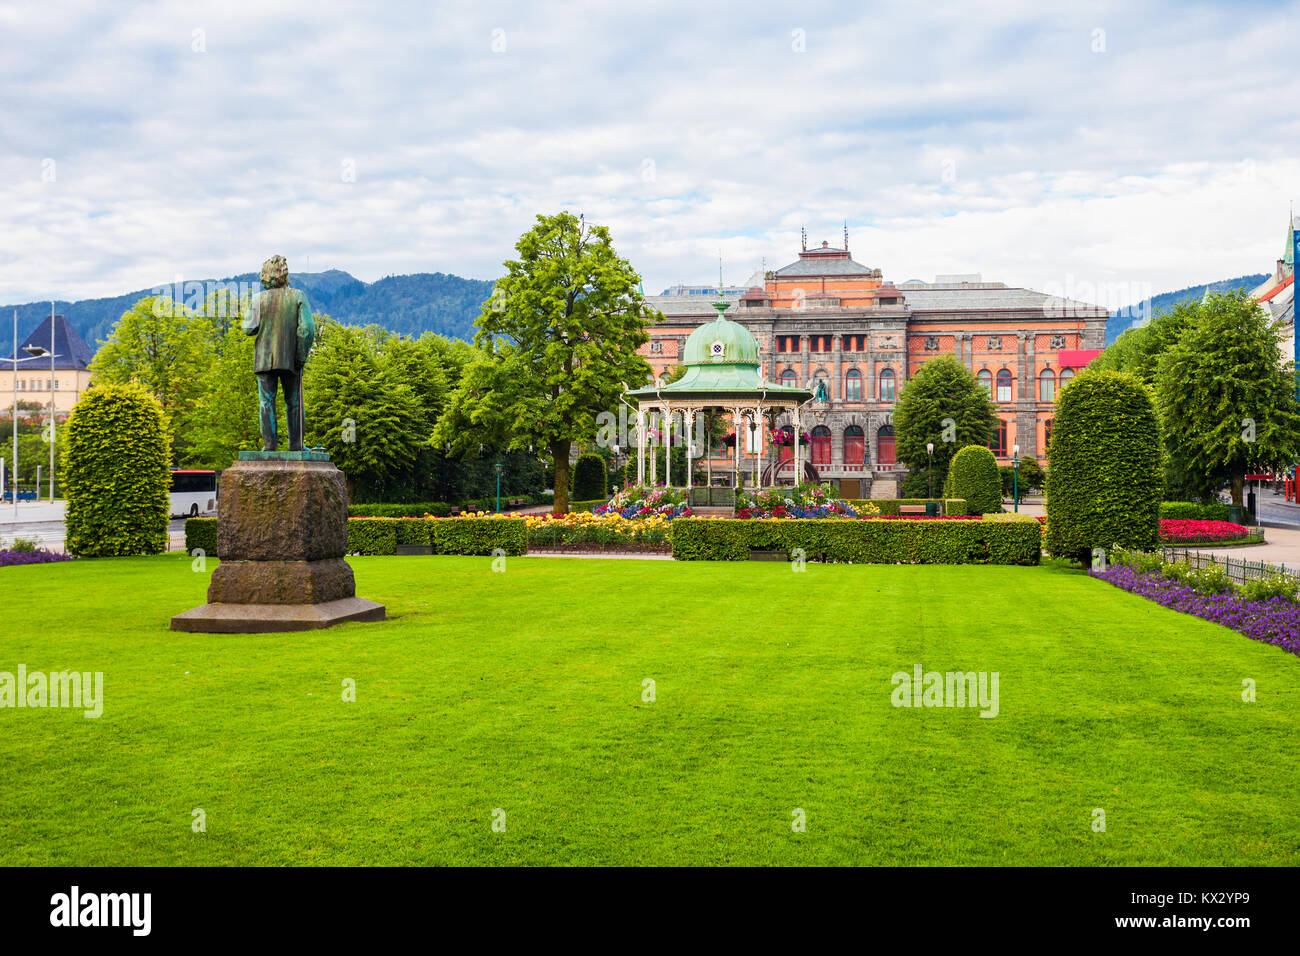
xmin=639 ymin=240 xmax=1108 ymax=497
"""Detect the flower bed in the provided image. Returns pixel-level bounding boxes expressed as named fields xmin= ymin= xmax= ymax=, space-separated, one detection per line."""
xmin=594 ymin=484 xmax=691 ymax=519
xmin=1159 ymin=519 xmax=1254 ymax=544
xmin=524 ymin=510 xmax=672 ymax=547
xmin=736 ymin=483 xmax=864 ymax=519
xmin=1091 ymin=563 xmax=1300 ymax=656
xmin=0 ymin=548 xmax=74 ymax=567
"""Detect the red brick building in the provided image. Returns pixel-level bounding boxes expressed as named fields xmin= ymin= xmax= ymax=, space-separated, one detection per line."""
xmin=639 ymin=238 xmax=1107 ymax=497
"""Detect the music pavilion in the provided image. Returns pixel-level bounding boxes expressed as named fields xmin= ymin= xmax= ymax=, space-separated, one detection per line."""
xmin=631 ymin=235 xmax=1108 ymax=498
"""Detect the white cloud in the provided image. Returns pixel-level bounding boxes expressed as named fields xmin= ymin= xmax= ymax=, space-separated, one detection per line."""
xmin=0 ymin=0 xmax=1297 ymax=312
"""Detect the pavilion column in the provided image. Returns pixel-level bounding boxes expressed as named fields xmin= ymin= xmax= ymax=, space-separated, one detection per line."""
xmin=649 ymin=410 xmax=658 ymax=485
xmin=636 ymin=409 xmax=646 ymax=486
xmin=733 ymin=407 xmax=743 ymax=489
xmin=792 ymin=407 xmax=801 ymax=486
xmin=684 ymin=408 xmax=694 ymax=491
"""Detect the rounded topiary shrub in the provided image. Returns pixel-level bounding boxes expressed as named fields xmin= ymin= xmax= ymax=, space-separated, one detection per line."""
xmin=571 ymin=452 xmax=610 ymax=502
xmin=943 ymin=445 xmax=1002 ymax=514
xmin=1045 ymin=370 xmax=1161 ymax=564
xmin=63 ymin=383 xmax=172 ymax=557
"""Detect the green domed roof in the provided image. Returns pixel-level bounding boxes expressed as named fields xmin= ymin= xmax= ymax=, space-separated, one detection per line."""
xmin=682 ymin=314 xmax=761 ymax=366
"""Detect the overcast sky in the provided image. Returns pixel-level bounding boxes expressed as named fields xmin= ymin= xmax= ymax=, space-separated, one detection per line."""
xmin=1 ymin=0 xmax=1297 ymax=310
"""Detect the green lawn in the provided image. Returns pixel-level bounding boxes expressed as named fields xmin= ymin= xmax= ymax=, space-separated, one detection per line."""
xmin=1 ymin=554 xmax=1298 ymax=866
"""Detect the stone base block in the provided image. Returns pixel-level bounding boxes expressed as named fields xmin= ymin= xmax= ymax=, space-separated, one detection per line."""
xmin=208 ymin=558 xmax=355 ymax=605
xmin=170 ymin=597 xmax=386 ymax=633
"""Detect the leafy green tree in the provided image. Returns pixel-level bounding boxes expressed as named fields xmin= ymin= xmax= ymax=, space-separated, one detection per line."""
xmin=303 ymin=320 xmax=427 ymax=501
xmin=893 ymin=356 xmax=997 ymax=491
xmin=89 ymin=296 xmax=211 ymax=461
xmin=63 ymin=382 xmax=171 ymax=556
xmin=1091 ymin=301 xmax=1195 ymax=387
xmin=1156 ymin=290 xmax=1300 ymax=507
xmin=433 ymin=211 xmax=657 ymax=512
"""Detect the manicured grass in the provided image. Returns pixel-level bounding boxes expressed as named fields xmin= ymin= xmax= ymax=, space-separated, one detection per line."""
xmin=1 ymin=554 xmax=1298 ymax=866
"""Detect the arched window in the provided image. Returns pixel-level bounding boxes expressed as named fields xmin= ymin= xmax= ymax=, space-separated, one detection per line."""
xmin=877 ymin=424 xmax=896 ymax=464
xmin=845 ymin=368 xmax=863 ymax=401
xmin=1039 ymin=368 xmax=1056 ymax=403
xmin=878 ymin=367 xmax=896 ymax=401
xmin=844 ymin=425 xmax=865 ymax=464
xmin=996 ymin=369 xmax=1013 ymax=402
xmin=811 ymin=425 xmax=832 ymax=465
xmin=1059 ymin=367 xmax=1075 ymax=389
xmin=977 ymin=368 xmax=993 ymax=397
xmin=779 ymin=368 xmax=797 ymax=385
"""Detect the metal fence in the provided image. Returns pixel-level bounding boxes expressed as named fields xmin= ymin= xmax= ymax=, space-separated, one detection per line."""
xmin=1161 ymin=547 xmax=1298 ymax=584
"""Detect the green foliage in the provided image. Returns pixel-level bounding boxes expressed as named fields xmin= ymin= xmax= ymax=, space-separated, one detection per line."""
xmin=430 ymin=518 xmax=527 ymax=556
xmin=942 ymin=445 xmax=1002 ymax=515
xmin=432 ymin=211 xmax=657 ymax=513
xmin=1000 ymin=457 xmax=1045 ymax=497
xmin=845 ymin=498 xmax=966 ymax=516
xmin=892 ymin=356 xmax=997 ymax=490
xmin=303 ymin=321 xmax=428 ymax=498
xmin=568 ymin=499 xmax=608 ymax=512
xmin=185 ymin=517 xmax=217 ymax=556
xmin=1092 ymin=301 xmax=1196 ymax=387
xmin=669 ymin=518 xmax=1041 ymax=564
xmin=89 ymin=296 xmax=210 ymax=461
xmin=349 ymin=502 xmax=454 ymax=518
xmin=1156 ymin=290 xmax=1300 ymax=505
xmin=572 ymin=453 xmax=609 ymax=501
xmin=1159 ymin=501 xmax=1230 ymax=521
xmin=63 ymin=382 xmax=171 ymax=557
xmin=1046 ymin=370 xmax=1162 ymax=563
xmin=1241 ymin=574 xmax=1300 ymax=603
xmin=346 ymin=518 xmax=399 ymax=555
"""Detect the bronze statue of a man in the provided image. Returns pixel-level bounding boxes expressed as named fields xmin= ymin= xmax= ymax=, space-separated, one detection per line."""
xmin=243 ymin=255 xmax=316 ymax=452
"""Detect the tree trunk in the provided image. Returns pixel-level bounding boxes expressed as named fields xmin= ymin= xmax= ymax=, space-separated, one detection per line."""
xmin=1231 ymin=474 xmax=1244 ymax=508
xmin=552 ymin=439 xmax=572 ymax=514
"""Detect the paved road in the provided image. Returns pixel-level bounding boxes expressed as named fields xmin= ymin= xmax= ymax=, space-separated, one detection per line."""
xmin=1 ymin=501 xmax=190 ymax=552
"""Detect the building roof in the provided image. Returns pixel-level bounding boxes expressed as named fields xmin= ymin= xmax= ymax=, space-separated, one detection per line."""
xmin=1259 ymin=274 xmax=1294 ymax=303
xmin=773 ymin=256 xmax=879 ymax=277
xmin=900 ymin=284 xmax=1108 ymax=315
xmin=6 ymin=314 xmax=95 ymax=370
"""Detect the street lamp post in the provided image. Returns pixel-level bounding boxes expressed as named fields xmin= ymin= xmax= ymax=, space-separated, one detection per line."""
xmin=494 ymin=462 xmax=503 ymax=514
xmin=1012 ymin=444 xmax=1021 ymax=513
xmin=2 ymin=310 xmax=57 ymax=517
xmin=926 ymin=441 xmax=934 ymax=499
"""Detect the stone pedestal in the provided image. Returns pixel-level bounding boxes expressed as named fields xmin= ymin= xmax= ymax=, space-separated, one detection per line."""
xmin=171 ymin=452 xmax=385 ymax=633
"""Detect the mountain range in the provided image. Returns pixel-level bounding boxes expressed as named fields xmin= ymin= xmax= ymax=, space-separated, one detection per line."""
xmin=1106 ymin=273 xmax=1269 ymax=344
xmin=3 ymin=269 xmax=1275 ymax=354
xmin=1 ymin=270 xmax=497 ymax=352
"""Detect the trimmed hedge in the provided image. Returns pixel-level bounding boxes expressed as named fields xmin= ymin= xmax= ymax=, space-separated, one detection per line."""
xmin=185 ymin=517 xmax=217 ymax=556
xmin=669 ymin=518 xmax=1041 ymax=564
xmin=63 ymin=382 xmax=172 ymax=557
xmin=572 ymin=453 xmax=609 ymax=502
xmin=943 ymin=445 xmax=1002 ymax=515
xmin=568 ymin=499 xmax=608 ymax=512
xmin=846 ymin=498 xmax=967 ymax=516
xmin=344 ymin=517 xmax=527 ymax=556
xmin=347 ymin=518 xmax=399 ymax=555
xmin=1046 ymin=370 xmax=1161 ymax=563
xmin=1160 ymin=501 xmax=1230 ymax=522
xmin=430 ymin=518 xmax=527 ymax=556
xmin=349 ymin=502 xmax=453 ymax=518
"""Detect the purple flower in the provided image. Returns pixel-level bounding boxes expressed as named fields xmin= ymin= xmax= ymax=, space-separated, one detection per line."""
xmin=1091 ymin=565 xmax=1300 ymax=656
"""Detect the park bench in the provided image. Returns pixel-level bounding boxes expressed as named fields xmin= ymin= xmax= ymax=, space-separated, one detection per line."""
xmin=899 ymin=505 xmax=928 ymax=516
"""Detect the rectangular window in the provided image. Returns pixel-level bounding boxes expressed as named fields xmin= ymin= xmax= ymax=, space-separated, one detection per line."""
xmin=989 ymin=421 xmax=1008 ymax=456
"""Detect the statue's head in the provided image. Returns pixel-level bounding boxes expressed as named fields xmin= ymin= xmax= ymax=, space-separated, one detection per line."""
xmin=260 ymin=255 xmax=289 ymax=289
